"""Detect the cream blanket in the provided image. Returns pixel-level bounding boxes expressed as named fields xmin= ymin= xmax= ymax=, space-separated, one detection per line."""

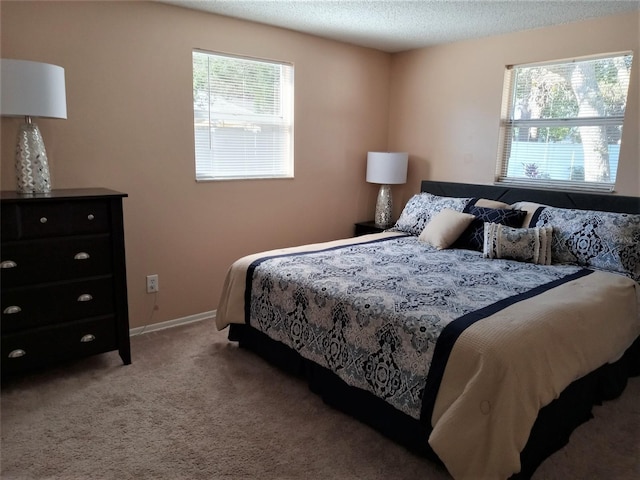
xmin=216 ymin=234 xmax=640 ymax=480
xmin=430 ymin=270 xmax=640 ymax=480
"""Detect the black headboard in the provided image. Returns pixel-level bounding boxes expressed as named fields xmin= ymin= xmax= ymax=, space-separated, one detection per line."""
xmin=421 ymin=181 xmax=640 ymax=214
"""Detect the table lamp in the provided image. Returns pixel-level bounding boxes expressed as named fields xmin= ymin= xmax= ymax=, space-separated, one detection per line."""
xmin=366 ymin=151 xmax=408 ymax=228
xmin=1 ymin=59 xmax=67 ymax=194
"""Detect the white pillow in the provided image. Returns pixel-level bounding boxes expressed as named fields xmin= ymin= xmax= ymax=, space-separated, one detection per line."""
xmin=419 ymin=209 xmax=476 ymax=250
xmin=475 ymin=198 xmax=512 ymax=209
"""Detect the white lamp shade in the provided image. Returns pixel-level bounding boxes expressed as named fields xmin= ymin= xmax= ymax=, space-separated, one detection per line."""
xmin=1 ymin=59 xmax=67 ymax=119
xmin=366 ymin=152 xmax=408 ymax=185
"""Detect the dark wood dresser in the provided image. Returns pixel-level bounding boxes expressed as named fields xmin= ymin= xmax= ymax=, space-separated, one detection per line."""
xmin=1 ymin=188 xmax=131 ymax=376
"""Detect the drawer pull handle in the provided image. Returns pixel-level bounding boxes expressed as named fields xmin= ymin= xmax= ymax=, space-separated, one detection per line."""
xmin=3 ymin=306 xmax=22 ymax=315
xmin=77 ymin=294 xmax=93 ymax=302
xmin=8 ymin=349 xmax=26 ymax=359
xmin=87 ymin=214 xmax=95 ymax=220
xmin=80 ymin=334 xmax=96 ymax=343
xmin=1 ymin=260 xmax=17 ymax=269
xmin=40 ymin=217 xmax=48 ymax=224
xmin=74 ymin=252 xmax=90 ymax=260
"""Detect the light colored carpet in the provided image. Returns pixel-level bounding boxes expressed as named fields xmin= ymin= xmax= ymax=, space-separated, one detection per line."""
xmin=1 ymin=318 xmax=638 ymax=480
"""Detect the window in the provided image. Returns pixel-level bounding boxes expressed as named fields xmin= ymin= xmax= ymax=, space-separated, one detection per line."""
xmin=192 ymin=50 xmax=294 ymax=181
xmin=496 ymin=52 xmax=633 ymax=192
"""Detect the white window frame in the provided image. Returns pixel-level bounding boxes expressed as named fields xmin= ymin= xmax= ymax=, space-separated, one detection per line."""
xmin=193 ymin=49 xmax=294 ymax=181
xmin=495 ymin=52 xmax=633 ymax=193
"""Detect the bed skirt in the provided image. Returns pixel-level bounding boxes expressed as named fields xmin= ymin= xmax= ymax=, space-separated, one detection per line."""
xmin=228 ymin=323 xmax=640 ymax=479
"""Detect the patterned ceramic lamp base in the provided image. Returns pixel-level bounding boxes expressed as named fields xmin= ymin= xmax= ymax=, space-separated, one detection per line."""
xmin=15 ymin=121 xmax=52 ymax=194
xmin=374 ymin=184 xmax=393 ymax=228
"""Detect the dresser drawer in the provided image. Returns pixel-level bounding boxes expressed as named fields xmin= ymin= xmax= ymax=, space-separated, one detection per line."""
xmin=1 ymin=235 xmax=113 ymax=287
xmin=17 ymin=200 xmax=110 ymax=239
xmin=1 ymin=204 xmax=19 ymax=240
xmin=1 ymin=277 xmax=114 ymax=333
xmin=1 ymin=316 xmax=118 ymax=375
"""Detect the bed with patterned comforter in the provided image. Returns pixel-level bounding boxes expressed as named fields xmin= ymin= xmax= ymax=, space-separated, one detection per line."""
xmin=216 ymin=182 xmax=640 ymax=480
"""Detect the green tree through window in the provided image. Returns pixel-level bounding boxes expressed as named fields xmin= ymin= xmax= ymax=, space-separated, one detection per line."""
xmin=497 ymin=52 xmax=633 ymax=191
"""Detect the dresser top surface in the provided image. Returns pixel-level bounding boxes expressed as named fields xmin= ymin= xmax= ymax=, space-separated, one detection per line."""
xmin=1 ymin=188 xmax=127 ymax=202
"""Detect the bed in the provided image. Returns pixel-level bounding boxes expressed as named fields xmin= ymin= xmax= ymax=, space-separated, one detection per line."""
xmin=216 ymin=181 xmax=640 ymax=480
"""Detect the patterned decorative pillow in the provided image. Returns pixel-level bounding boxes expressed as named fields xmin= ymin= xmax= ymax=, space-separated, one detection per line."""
xmin=483 ymin=222 xmax=553 ymax=265
xmin=392 ymin=193 xmax=472 ymax=236
xmin=533 ymin=206 xmax=640 ymax=281
xmin=453 ymin=206 xmax=527 ymax=251
xmin=418 ymin=209 xmax=476 ymax=249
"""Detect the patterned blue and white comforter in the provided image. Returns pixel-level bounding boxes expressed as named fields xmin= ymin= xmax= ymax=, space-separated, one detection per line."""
xmin=243 ymin=234 xmax=583 ymax=419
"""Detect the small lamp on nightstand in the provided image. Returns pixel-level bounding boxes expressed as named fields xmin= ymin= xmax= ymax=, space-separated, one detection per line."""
xmin=366 ymin=151 xmax=408 ymax=228
xmin=1 ymin=59 xmax=67 ymax=194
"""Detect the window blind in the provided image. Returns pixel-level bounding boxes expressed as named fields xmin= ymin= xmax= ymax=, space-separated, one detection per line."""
xmin=193 ymin=50 xmax=294 ymax=181
xmin=496 ymin=52 xmax=632 ymax=192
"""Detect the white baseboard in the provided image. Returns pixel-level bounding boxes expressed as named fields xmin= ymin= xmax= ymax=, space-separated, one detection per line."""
xmin=129 ymin=310 xmax=216 ymax=337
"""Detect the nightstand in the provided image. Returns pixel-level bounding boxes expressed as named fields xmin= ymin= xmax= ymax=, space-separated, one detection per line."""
xmin=354 ymin=221 xmax=388 ymax=236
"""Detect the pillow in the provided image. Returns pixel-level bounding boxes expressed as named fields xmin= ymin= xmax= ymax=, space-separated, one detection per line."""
xmin=392 ymin=193 xmax=472 ymax=236
xmin=533 ymin=206 xmax=640 ymax=281
xmin=418 ymin=209 xmax=476 ymax=249
xmin=483 ymin=222 xmax=553 ymax=265
xmin=511 ymin=201 xmax=548 ymax=227
xmin=453 ymin=206 xmax=527 ymax=251
xmin=473 ymin=198 xmax=512 ymax=209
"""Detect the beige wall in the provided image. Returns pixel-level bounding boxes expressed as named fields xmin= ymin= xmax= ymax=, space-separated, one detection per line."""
xmin=0 ymin=1 xmax=390 ymax=328
xmin=388 ymin=10 xmax=640 ymax=206
xmin=2 ymin=2 xmax=638 ymax=330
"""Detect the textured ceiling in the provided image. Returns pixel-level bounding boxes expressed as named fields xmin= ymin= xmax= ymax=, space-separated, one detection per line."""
xmin=159 ymin=0 xmax=640 ymax=52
